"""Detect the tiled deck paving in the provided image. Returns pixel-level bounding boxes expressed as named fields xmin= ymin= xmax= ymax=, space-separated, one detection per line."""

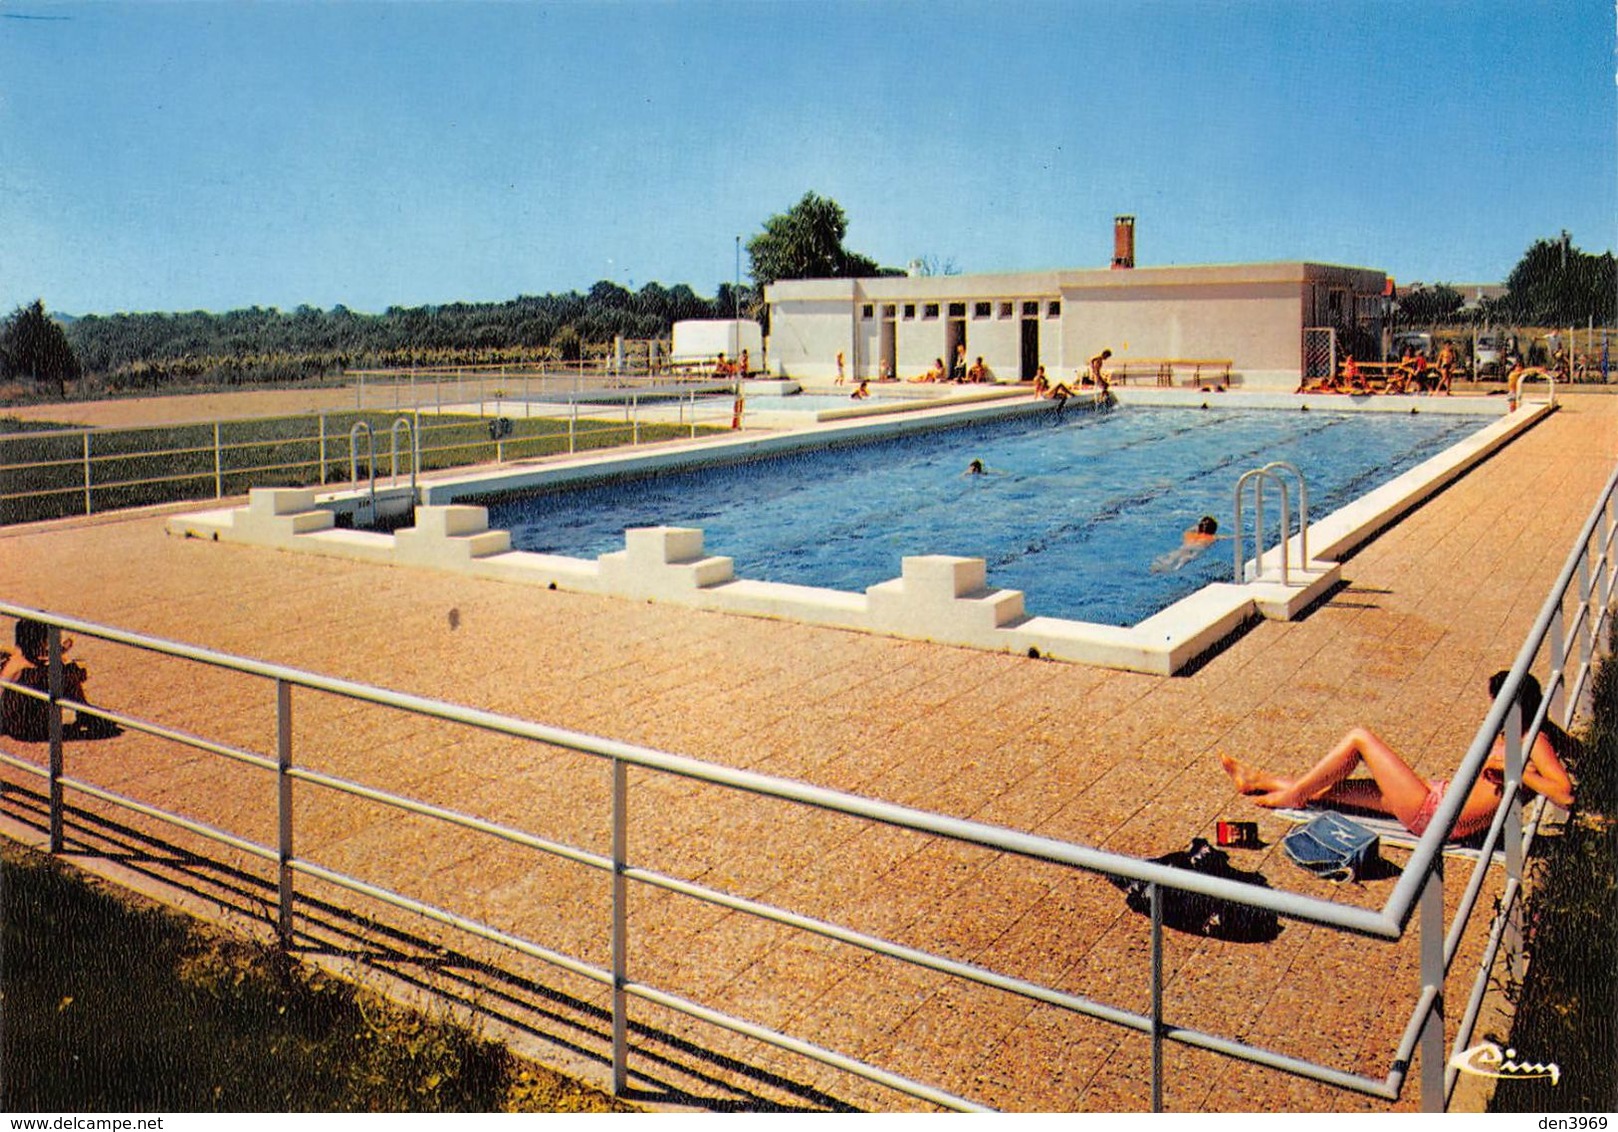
xmin=2 ymin=390 xmax=1614 ymax=1112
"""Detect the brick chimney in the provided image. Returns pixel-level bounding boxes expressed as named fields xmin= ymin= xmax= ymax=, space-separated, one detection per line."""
xmin=1112 ymin=215 xmax=1136 ymax=269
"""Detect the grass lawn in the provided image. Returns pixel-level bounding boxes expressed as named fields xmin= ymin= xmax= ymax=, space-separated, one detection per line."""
xmin=0 ymin=842 xmax=635 ymax=1113
xmin=1 ymin=409 xmax=724 ymax=525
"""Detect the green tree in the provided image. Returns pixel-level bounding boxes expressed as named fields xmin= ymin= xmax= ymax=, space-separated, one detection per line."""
xmin=0 ymin=300 xmax=81 ymax=397
xmin=1502 ymin=233 xmax=1618 ymax=326
xmin=1396 ymin=283 xmax=1464 ymax=325
xmin=746 ymin=192 xmax=882 ymax=288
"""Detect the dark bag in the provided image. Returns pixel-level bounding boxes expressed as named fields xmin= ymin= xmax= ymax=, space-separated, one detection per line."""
xmin=1111 ymin=838 xmax=1281 ymax=943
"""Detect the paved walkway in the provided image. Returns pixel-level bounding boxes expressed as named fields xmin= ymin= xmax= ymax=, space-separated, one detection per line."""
xmin=2 ymin=390 xmax=1614 ymax=1112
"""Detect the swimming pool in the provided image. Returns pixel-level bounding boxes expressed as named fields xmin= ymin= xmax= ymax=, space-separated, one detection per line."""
xmin=483 ymin=406 xmax=1487 ymax=626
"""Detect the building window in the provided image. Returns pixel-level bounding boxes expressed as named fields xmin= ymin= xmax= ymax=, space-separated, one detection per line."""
xmin=948 ymin=302 xmax=966 ymax=318
xmin=923 ymin=303 xmax=939 ymax=320
xmin=861 ymin=304 xmax=874 ymax=320
xmin=973 ymin=302 xmax=991 ymax=319
xmin=903 ymin=304 xmax=915 ymax=320
xmin=1022 ymin=301 xmax=1039 ymax=317
xmin=883 ymin=304 xmax=897 ymax=319
xmin=999 ymin=302 xmax=1014 ymax=319
xmin=1047 ymin=301 xmax=1061 ymax=318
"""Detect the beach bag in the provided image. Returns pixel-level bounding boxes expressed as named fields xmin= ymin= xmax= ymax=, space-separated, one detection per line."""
xmin=1111 ymin=838 xmax=1281 ymax=943
xmin=1281 ymin=812 xmax=1380 ymax=882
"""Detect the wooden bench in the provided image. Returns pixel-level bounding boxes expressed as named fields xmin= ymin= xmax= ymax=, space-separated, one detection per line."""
xmin=1106 ymin=358 xmax=1235 ymax=387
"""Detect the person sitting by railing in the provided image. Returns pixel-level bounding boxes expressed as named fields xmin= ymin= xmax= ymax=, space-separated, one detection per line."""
xmin=1 ymin=619 xmax=118 ymax=741
xmin=1218 ymin=673 xmax=1574 ymax=841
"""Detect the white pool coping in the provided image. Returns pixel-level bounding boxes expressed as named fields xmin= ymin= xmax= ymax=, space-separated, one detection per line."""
xmin=164 ymin=393 xmax=1549 ymax=675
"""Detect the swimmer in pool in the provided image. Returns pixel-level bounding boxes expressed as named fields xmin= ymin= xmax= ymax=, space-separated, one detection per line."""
xmin=1150 ymin=515 xmax=1223 ymax=573
xmin=962 ymin=458 xmax=1005 ymax=477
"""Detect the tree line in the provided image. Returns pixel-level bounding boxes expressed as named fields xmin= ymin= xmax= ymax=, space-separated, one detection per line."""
xmin=1396 ymin=232 xmax=1616 ymax=328
xmin=43 ymin=280 xmax=760 ymax=392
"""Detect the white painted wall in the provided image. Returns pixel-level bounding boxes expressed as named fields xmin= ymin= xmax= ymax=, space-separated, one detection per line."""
xmin=767 ymin=262 xmax=1387 ymax=389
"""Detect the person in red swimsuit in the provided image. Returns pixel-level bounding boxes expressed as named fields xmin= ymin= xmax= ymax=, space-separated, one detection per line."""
xmin=1218 ymin=673 xmax=1575 ymax=840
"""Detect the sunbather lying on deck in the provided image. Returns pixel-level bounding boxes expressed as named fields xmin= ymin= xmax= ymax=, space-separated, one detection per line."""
xmin=1219 ymin=673 xmax=1574 ymax=840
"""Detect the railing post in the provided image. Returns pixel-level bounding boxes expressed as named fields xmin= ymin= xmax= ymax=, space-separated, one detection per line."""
xmin=1149 ymin=881 xmax=1165 ymax=1113
xmin=1577 ymin=551 xmax=1595 ymax=721
xmin=611 ymin=756 xmax=630 ymax=1096
xmin=47 ymin=625 xmax=66 ymax=853
xmin=1548 ymin=606 xmax=1567 ymax=726
xmin=81 ymin=431 xmax=92 ymax=517
xmin=276 ymin=679 xmax=295 ymax=945
xmin=569 ymin=403 xmax=577 ymax=455
xmin=1503 ymin=698 xmax=1525 ymax=967
xmin=1419 ymin=861 xmax=1445 ymax=1112
xmin=213 ymin=421 xmax=223 ymax=499
xmin=319 ymin=413 xmax=328 ymax=485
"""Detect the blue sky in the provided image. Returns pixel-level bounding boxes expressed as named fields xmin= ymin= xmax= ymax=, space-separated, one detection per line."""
xmin=1 ymin=0 xmax=1612 ymax=315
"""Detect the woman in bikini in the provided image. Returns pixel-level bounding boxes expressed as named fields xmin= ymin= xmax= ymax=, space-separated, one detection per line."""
xmin=1219 ymin=673 xmax=1574 ymax=841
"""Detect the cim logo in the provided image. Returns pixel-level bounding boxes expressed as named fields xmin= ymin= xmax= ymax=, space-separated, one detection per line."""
xmin=1448 ymin=1041 xmax=1561 ymax=1086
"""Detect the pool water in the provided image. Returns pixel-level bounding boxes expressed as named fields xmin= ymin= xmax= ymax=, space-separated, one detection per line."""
xmin=485 ymin=407 xmax=1485 ymax=626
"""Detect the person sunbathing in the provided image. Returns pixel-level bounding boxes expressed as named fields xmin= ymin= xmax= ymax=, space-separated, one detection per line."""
xmin=1218 ymin=673 xmax=1574 ymax=840
xmin=1032 ymin=367 xmax=1074 ymax=402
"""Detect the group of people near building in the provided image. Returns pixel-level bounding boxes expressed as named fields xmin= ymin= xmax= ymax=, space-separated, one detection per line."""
xmin=1298 ymin=342 xmax=1463 ymax=396
xmin=828 ymin=345 xmax=1130 ymax=399
xmin=903 ymin=345 xmax=994 ymax=384
xmin=1031 ymin=350 xmax=1114 ymax=407
xmin=710 ymin=349 xmax=751 ymax=378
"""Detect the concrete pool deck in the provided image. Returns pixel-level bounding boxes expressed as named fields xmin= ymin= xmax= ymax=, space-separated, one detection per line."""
xmin=1 ymin=388 xmax=1615 ymax=1112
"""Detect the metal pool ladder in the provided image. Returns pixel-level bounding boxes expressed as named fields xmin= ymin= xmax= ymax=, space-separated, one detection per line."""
xmin=348 ymin=418 xmax=418 ymax=527
xmin=1233 ymin=461 xmax=1309 ymax=584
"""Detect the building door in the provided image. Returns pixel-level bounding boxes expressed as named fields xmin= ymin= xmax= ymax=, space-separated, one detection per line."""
xmin=945 ymin=319 xmax=966 ymax=378
xmin=1020 ymin=317 xmax=1040 ymax=381
xmin=879 ymin=316 xmax=897 ymax=379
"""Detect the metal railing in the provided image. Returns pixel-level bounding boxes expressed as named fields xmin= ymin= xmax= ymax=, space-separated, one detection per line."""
xmin=1 ymin=464 xmax=1613 ymax=1111
xmin=1514 ymin=370 xmax=1557 ymax=409
xmin=1233 ymin=461 xmax=1310 ymax=584
xmin=0 ymin=387 xmax=735 ymax=525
